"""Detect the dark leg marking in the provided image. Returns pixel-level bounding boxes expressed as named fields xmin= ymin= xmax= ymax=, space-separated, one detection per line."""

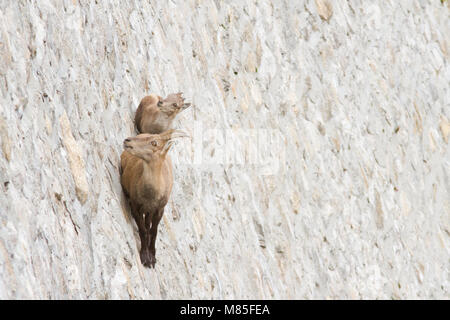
xmin=148 ymin=208 xmax=164 ymax=268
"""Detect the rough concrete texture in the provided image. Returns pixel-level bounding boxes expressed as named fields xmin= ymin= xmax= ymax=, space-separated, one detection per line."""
xmin=0 ymin=0 xmax=449 ymax=299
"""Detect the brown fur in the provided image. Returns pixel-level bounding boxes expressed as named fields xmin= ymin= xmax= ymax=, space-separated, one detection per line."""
xmin=134 ymin=93 xmax=191 ymax=134
xmin=120 ymin=130 xmax=185 ymax=267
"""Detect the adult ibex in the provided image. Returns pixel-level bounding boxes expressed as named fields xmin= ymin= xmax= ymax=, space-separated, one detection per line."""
xmin=135 ymin=93 xmax=191 ymax=134
xmin=120 ymin=129 xmax=186 ymax=267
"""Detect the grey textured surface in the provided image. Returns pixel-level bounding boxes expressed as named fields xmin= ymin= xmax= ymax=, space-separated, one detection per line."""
xmin=0 ymin=0 xmax=449 ymax=299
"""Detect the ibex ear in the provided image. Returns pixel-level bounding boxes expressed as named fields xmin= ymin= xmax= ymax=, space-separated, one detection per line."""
xmin=161 ymin=140 xmax=175 ymax=157
xmin=160 ymin=129 xmax=190 ymax=140
xmin=171 ymin=129 xmax=190 ymax=139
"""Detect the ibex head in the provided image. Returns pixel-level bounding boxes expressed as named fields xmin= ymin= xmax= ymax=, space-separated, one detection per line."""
xmin=157 ymin=92 xmax=191 ymax=117
xmin=123 ymin=129 xmax=188 ymax=162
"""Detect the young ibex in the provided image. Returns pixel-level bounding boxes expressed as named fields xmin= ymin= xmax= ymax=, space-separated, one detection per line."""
xmin=120 ymin=129 xmax=186 ymax=267
xmin=135 ymin=92 xmax=191 ymax=134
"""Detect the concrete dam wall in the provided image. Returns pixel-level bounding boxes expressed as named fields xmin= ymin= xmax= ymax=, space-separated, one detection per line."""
xmin=0 ymin=0 xmax=449 ymax=299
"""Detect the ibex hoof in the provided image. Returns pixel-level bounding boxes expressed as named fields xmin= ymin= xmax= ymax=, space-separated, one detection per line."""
xmin=148 ymin=254 xmax=156 ymax=268
xmin=140 ymin=250 xmax=151 ymax=267
xmin=140 ymin=250 xmax=157 ymax=268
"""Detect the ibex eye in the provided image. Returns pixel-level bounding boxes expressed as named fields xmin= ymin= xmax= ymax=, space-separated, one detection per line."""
xmin=151 ymin=141 xmax=157 ymax=147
